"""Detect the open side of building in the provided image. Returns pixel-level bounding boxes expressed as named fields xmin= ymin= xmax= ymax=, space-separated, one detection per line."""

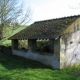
xmin=9 ymin=15 xmax=80 ymax=69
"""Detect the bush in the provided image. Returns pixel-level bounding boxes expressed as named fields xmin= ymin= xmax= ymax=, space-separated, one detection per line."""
xmin=18 ymin=40 xmax=28 ymax=49
xmin=37 ymin=40 xmax=50 ymax=52
xmin=18 ymin=40 xmax=50 ymax=52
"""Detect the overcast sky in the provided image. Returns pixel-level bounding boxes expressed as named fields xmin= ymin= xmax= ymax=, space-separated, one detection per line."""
xmin=23 ymin=0 xmax=80 ymax=24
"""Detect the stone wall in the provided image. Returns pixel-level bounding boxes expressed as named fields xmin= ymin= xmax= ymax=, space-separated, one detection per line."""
xmin=12 ymin=39 xmax=18 ymax=49
xmin=11 ymin=39 xmax=60 ymax=69
xmin=12 ymin=49 xmax=60 ymax=69
xmin=28 ymin=39 xmax=36 ymax=52
xmin=11 ymin=19 xmax=80 ymax=69
xmin=60 ymin=19 xmax=80 ymax=68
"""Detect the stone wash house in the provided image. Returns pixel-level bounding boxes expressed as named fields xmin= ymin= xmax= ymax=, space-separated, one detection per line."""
xmin=9 ymin=15 xmax=80 ymax=69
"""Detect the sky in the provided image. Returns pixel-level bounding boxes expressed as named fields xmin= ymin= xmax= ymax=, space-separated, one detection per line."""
xmin=23 ymin=0 xmax=80 ymax=24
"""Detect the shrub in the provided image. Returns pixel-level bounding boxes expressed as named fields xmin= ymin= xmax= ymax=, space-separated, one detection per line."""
xmin=18 ymin=40 xmax=28 ymax=49
xmin=37 ymin=40 xmax=50 ymax=52
xmin=18 ymin=40 xmax=50 ymax=52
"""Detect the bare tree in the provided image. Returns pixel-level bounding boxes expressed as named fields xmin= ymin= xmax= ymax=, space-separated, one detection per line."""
xmin=0 ymin=0 xmax=32 ymax=39
xmin=68 ymin=0 xmax=80 ymax=9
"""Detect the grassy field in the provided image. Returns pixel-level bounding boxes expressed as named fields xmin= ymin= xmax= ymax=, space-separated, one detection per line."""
xmin=0 ymin=26 xmax=80 ymax=80
xmin=0 ymin=53 xmax=80 ymax=80
xmin=0 ymin=26 xmax=27 ymax=46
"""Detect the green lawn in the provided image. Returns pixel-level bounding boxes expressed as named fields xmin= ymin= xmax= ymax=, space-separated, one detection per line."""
xmin=0 ymin=53 xmax=80 ymax=80
xmin=0 ymin=26 xmax=80 ymax=80
xmin=0 ymin=26 xmax=27 ymax=46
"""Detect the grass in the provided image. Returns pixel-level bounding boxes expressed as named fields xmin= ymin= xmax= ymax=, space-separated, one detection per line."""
xmin=0 ymin=26 xmax=27 ymax=46
xmin=0 ymin=53 xmax=80 ymax=80
xmin=0 ymin=26 xmax=80 ymax=80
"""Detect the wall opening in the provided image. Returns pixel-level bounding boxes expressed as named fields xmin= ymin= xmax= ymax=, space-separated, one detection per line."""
xmin=36 ymin=39 xmax=54 ymax=54
xmin=18 ymin=40 xmax=28 ymax=51
xmin=15 ymin=39 xmax=55 ymax=54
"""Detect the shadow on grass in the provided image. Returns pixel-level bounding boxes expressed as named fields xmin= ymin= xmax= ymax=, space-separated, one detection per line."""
xmin=0 ymin=75 xmax=12 ymax=80
xmin=0 ymin=46 xmax=80 ymax=80
xmin=0 ymin=46 xmax=49 ymax=70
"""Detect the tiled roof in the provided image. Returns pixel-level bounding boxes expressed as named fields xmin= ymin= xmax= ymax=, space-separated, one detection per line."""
xmin=9 ymin=15 xmax=80 ymax=39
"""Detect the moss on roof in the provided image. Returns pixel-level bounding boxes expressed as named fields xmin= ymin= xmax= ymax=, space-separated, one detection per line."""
xmin=9 ymin=15 xmax=80 ymax=39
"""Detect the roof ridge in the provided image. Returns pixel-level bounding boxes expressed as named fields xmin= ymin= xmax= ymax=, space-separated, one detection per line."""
xmin=35 ymin=14 xmax=80 ymax=23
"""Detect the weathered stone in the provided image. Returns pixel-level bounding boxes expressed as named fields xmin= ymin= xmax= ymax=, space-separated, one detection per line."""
xmin=54 ymin=38 xmax=60 ymax=55
xmin=49 ymin=39 xmax=54 ymax=53
xmin=28 ymin=39 xmax=36 ymax=52
xmin=12 ymin=39 xmax=18 ymax=49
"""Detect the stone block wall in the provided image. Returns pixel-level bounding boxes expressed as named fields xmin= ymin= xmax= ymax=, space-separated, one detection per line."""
xmin=11 ymin=39 xmax=60 ymax=69
xmin=60 ymin=20 xmax=80 ymax=68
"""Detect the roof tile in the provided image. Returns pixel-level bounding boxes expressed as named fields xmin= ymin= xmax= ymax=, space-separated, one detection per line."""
xmin=9 ymin=15 xmax=80 ymax=39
